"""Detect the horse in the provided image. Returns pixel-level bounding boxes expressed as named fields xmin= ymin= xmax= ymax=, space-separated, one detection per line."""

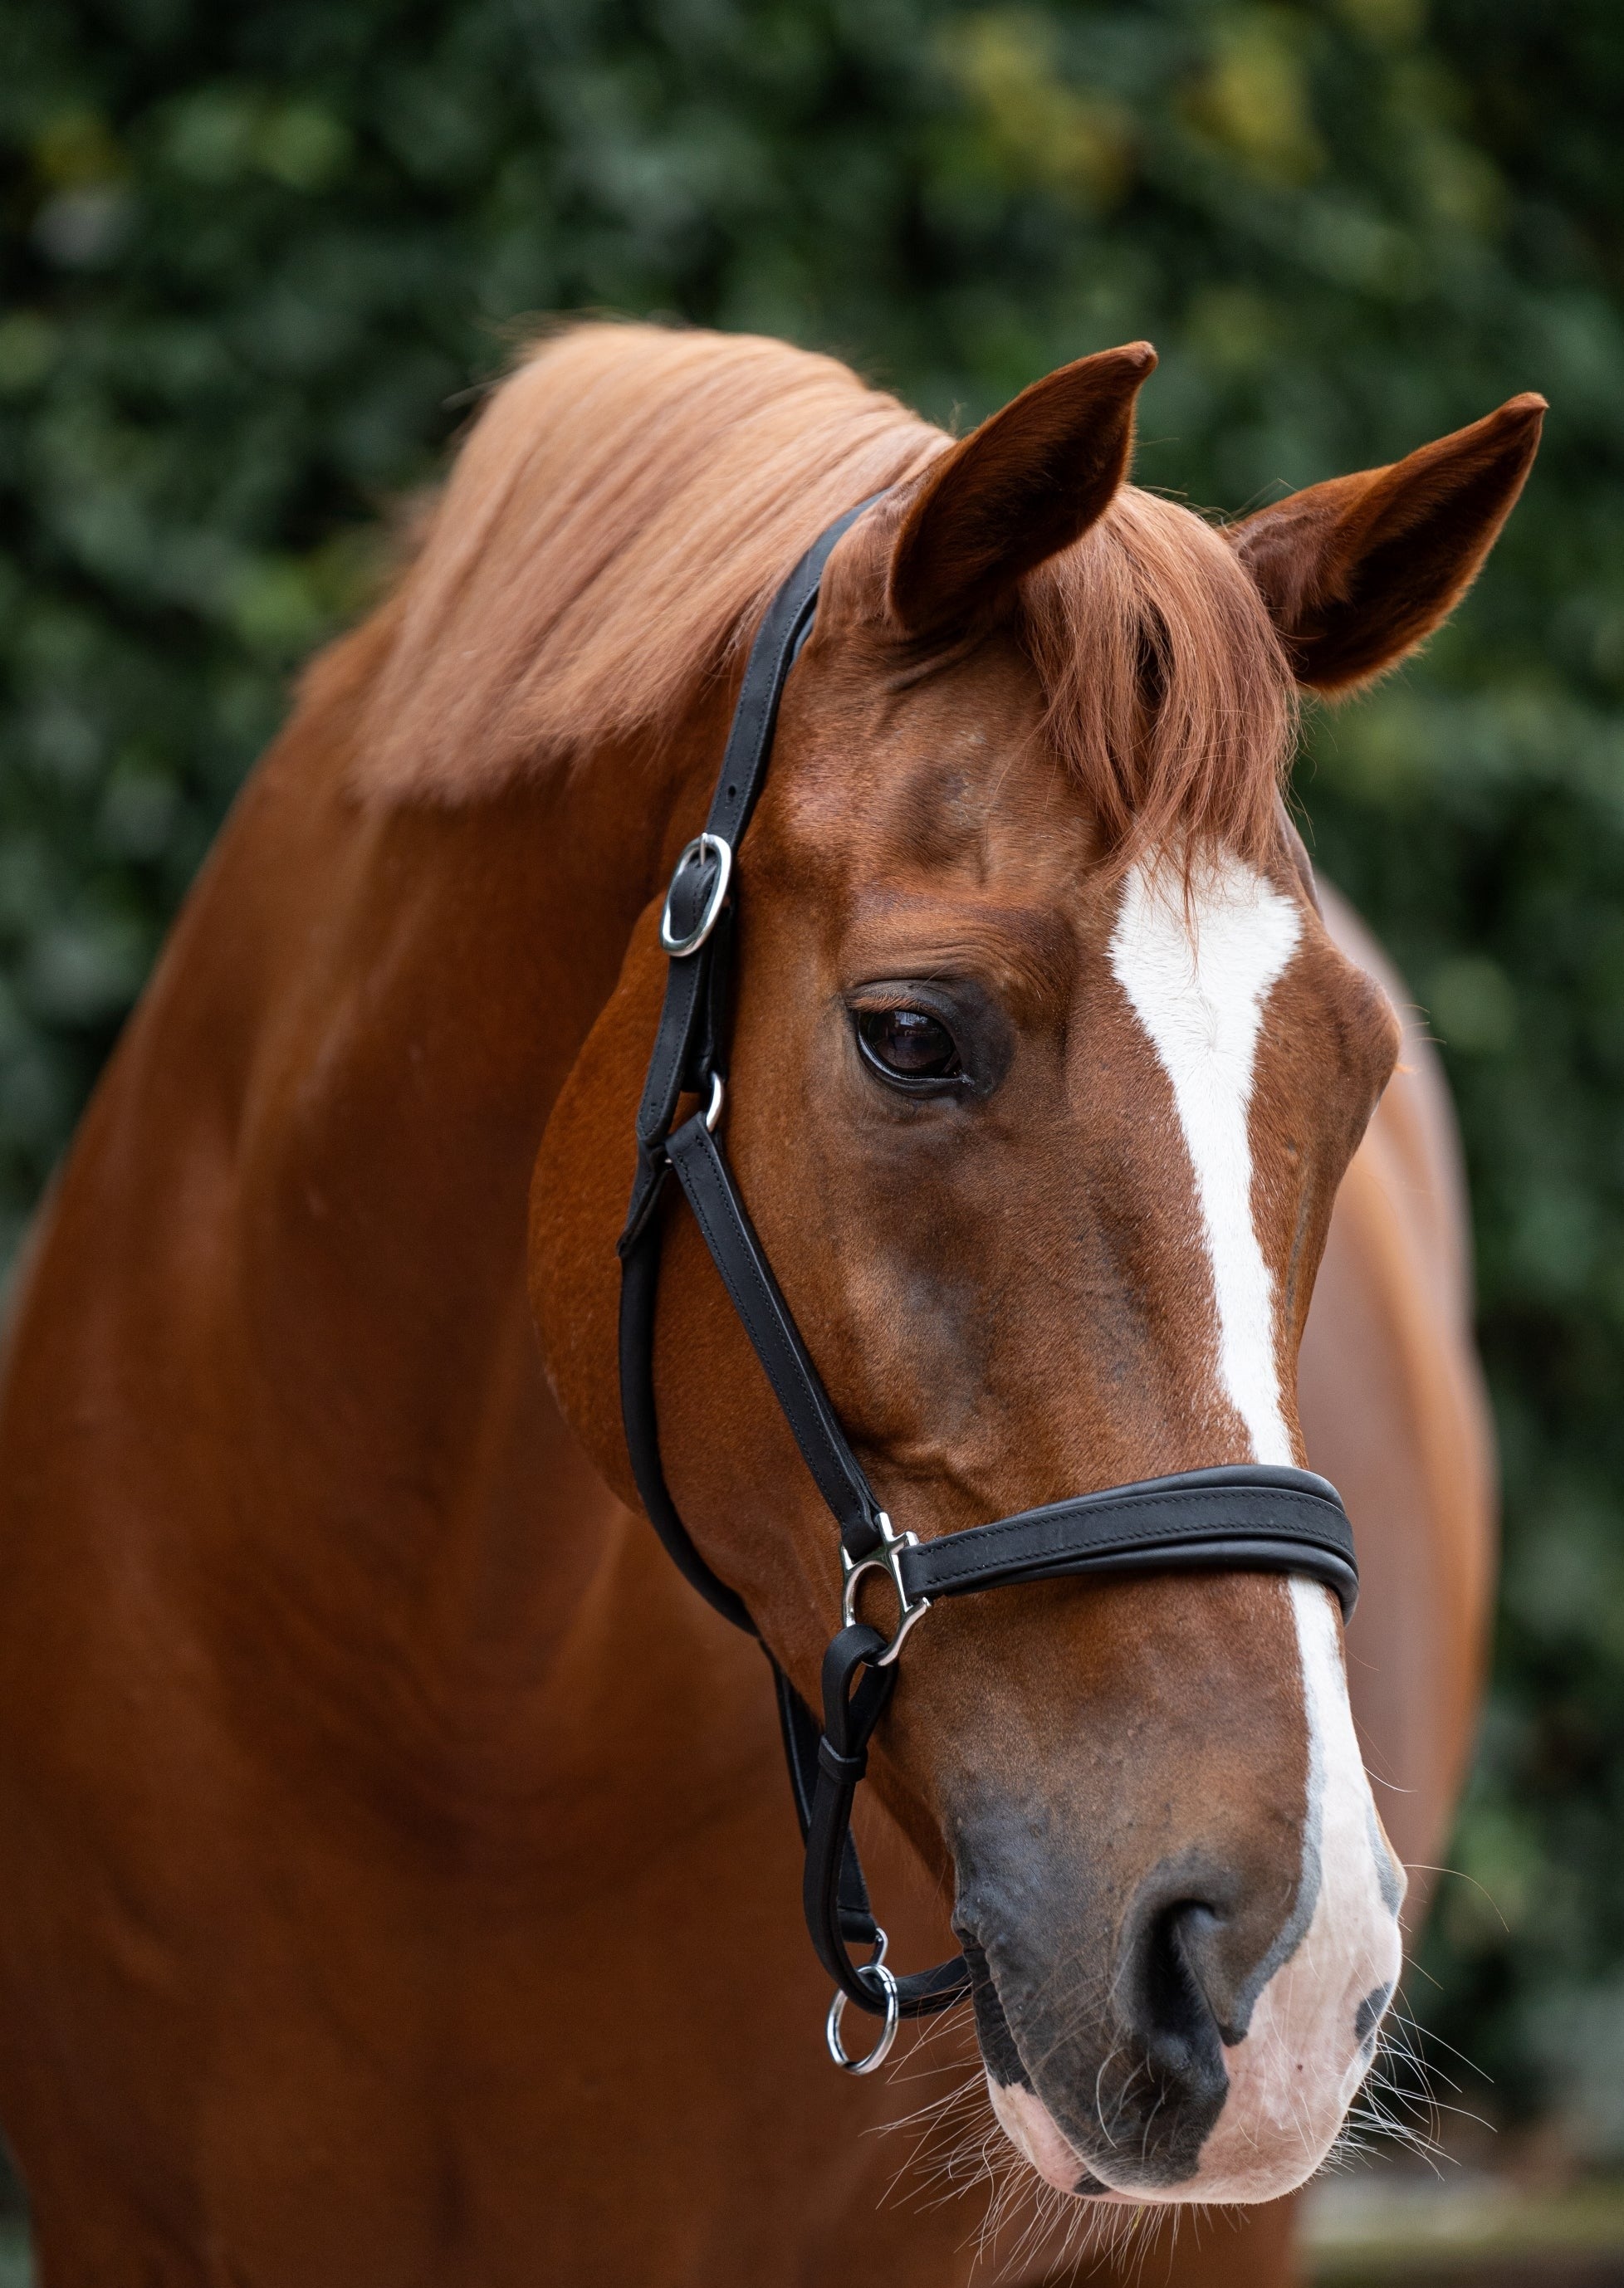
xmin=0 ymin=321 xmax=1534 ymax=2286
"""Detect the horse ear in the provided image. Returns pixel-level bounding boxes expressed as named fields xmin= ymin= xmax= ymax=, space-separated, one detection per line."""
xmin=1225 ymin=394 xmax=1546 ymax=694
xmin=888 ymin=342 xmax=1157 ymax=638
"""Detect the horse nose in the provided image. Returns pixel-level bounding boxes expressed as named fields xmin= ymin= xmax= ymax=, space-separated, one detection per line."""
xmin=1113 ymin=1862 xmax=1262 ymax=2114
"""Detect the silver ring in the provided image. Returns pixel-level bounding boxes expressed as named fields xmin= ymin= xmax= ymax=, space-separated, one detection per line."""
xmin=703 ymin=1072 xmax=726 ymax=1132
xmin=825 ymin=1954 xmax=899 ymax=2076
xmin=659 ymin=834 xmax=732 ymax=957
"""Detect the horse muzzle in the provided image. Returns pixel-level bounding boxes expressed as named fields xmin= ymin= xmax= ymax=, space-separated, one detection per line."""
xmin=954 ymin=1816 xmax=1401 ymax=2202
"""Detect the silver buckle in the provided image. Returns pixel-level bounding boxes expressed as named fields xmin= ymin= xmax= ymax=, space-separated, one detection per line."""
xmin=659 ymin=834 xmax=732 ymax=957
xmin=840 ymin=1512 xmax=932 ymax=1666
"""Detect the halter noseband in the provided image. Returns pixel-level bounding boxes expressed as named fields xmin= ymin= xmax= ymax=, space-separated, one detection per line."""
xmin=616 ymin=501 xmax=1357 ymax=2075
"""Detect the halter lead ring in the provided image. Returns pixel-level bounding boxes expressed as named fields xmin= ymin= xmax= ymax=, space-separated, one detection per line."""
xmin=616 ymin=499 xmax=1359 ymax=2056
xmin=826 ymin=1935 xmax=900 ymax=2074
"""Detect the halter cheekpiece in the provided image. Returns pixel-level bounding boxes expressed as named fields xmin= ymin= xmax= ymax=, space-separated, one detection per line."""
xmin=616 ymin=499 xmax=1358 ymax=2075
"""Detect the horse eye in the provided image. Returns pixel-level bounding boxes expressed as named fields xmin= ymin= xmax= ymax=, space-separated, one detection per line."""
xmin=855 ymin=1006 xmax=963 ymax=1085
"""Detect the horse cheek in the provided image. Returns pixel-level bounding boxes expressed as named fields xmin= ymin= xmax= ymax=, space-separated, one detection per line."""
xmin=528 ymin=907 xmax=667 ymax=1508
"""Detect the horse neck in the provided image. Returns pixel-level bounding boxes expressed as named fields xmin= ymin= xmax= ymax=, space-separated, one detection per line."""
xmin=156 ymin=665 xmax=731 ymax=1685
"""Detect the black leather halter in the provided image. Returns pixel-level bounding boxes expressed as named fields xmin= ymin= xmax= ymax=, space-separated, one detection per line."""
xmin=616 ymin=501 xmax=1358 ymax=2073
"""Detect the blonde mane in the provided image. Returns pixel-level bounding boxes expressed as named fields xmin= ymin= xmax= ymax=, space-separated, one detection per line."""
xmin=355 ymin=322 xmax=1295 ymax=863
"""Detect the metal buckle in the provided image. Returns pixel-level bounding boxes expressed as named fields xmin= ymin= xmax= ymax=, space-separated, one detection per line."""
xmin=840 ymin=1512 xmax=932 ymax=1667
xmin=659 ymin=834 xmax=732 ymax=957
xmin=825 ymin=1930 xmax=900 ymax=2075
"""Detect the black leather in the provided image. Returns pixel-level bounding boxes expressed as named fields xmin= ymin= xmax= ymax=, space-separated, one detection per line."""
xmin=701 ymin=500 xmax=877 ymax=853
xmin=615 ymin=497 xmax=1364 ymax=2032
xmin=623 ymin=951 xmax=709 ymax=1248
xmin=802 ymin=1628 xmax=971 ymax=2015
xmin=664 ymin=840 xmax=725 ymax=945
xmin=771 ymin=1660 xmax=879 ymax=1947
xmin=620 ymin=499 xmax=877 ymax=1255
xmin=902 ymin=1465 xmax=1357 ymax=1621
xmin=667 ymin=1114 xmax=883 ymax=1562
xmin=617 ymin=1223 xmax=756 ymax=1633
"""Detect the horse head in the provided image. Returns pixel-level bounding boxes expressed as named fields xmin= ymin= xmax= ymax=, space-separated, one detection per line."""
xmin=531 ymin=342 xmax=1540 ymax=2202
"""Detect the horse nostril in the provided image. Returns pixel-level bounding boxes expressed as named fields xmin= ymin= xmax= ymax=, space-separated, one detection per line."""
xmin=1120 ymin=1895 xmax=1231 ymax=2105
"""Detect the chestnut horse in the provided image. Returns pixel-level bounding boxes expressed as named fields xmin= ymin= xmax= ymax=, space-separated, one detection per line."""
xmin=0 ymin=325 xmax=1534 ymax=2285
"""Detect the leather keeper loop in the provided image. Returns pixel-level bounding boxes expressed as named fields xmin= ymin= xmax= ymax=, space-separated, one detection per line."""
xmin=817 ymin=1738 xmax=868 ymax=1787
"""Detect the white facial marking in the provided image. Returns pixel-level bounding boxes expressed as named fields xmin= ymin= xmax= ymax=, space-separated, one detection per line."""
xmin=979 ymin=854 xmax=1404 ymax=2205
xmin=1187 ymin=1579 xmax=1405 ymax=2200
xmin=1108 ymin=853 xmax=1301 ymax=1462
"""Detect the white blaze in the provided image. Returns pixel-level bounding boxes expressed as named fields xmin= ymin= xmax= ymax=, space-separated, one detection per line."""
xmin=1108 ymin=852 xmax=1301 ymax=1461
xmin=1189 ymin=1577 xmax=1404 ymax=2198
xmin=977 ymin=852 xmax=1403 ymax=2205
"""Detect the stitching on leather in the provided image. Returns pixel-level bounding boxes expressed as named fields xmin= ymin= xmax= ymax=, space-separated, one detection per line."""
xmin=912 ymin=1530 xmax=1351 ymax=1588
xmin=909 ymin=1497 xmax=1350 ymax=1586
xmin=713 ymin=579 xmax=820 ymax=832
xmin=638 ymin=961 xmax=702 ymax=1143
xmin=914 ymin=1507 xmax=1348 ymax=1569
xmin=932 ymin=1484 xmax=1342 ymax=1544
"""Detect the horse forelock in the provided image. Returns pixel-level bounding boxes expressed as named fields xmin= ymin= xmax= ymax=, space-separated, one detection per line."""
xmin=346 ymin=322 xmax=1295 ymax=872
xmin=1020 ymin=493 xmax=1299 ymax=878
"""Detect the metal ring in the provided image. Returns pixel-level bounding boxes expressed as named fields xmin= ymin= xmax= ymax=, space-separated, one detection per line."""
xmin=825 ymin=1953 xmax=900 ymax=2076
xmin=703 ymin=1072 xmax=726 ymax=1133
xmin=839 ymin=1513 xmax=932 ymax=1666
xmin=659 ymin=834 xmax=732 ymax=957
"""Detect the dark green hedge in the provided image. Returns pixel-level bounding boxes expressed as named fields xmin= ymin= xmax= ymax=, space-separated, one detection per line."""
xmin=4 ymin=0 xmax=1623 ymax=2154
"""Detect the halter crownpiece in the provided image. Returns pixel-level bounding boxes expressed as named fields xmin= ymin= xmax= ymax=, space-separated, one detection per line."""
xmin=616 ymin=500 xmax=1358 ymax=2076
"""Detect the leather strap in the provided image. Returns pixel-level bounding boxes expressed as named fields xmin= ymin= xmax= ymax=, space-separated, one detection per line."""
xmin=802 ymin=1628 xmax=971 ymax=2015
xmin=770 ymin=1660 xmax=880 ymax=1948
xmin=667 ymin=1114 xmax=883 ymax=1562
xmin=902 ymin=1465 xmax=1357 ymax=1621
xmin=618 ymin=1230 xmax=755 ymax=1633
xmin=616 ymin=501 xmax=883 ymax=1623
xmin=620 ymin=498 xmax=878 ymax=1254
xmin=701 ymin=501 xmax=876 ymax=853
xmin=624 ymin=948 xmax=711 ymax=1249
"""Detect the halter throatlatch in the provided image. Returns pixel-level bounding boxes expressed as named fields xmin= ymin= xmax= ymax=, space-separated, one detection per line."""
xmin=616 ymin=501 xmax=1359 ymax=2077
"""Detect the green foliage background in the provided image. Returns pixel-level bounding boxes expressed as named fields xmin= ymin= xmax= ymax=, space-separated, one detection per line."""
xmin=2 ymin=0 xmax=1623 ymax=2158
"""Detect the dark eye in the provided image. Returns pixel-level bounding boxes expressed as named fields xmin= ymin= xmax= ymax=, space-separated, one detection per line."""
xmin=855 ymin=1006 xmax=964 ymax=1086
